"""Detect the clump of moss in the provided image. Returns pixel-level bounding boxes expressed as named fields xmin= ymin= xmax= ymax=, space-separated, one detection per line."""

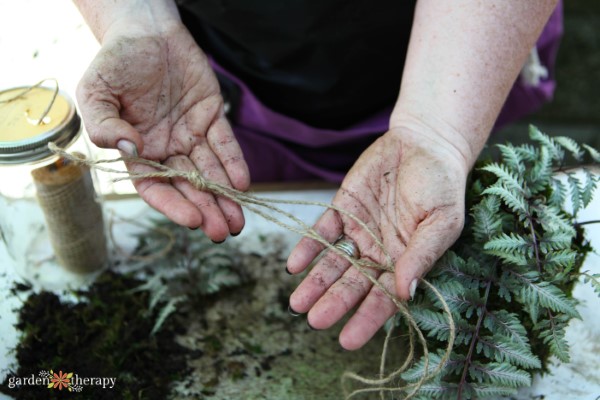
xmin=0 ymin=271 xmax=188 ymax=399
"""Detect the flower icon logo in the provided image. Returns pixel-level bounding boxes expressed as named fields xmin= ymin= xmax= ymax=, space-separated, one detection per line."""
xmin=48 ymin=370 xmax=73 ymax=390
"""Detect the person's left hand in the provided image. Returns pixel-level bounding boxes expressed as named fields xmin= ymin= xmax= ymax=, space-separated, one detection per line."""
xmin=286 ymin=127 xmax=468 ymax=350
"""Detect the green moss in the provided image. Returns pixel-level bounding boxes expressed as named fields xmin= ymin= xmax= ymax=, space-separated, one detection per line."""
xmin=0 ymin=272 xmax=188 ymax=399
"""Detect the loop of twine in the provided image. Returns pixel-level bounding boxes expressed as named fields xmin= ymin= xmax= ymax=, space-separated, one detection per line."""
xmin=107 ymin=209 xmax=176 ymax=265
xmin=49 ymin=142 xmax=456 ymax=399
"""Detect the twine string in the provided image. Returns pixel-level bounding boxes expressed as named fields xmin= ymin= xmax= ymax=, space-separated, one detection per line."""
xmin=49 ymin=142 xmax=456 ymax=399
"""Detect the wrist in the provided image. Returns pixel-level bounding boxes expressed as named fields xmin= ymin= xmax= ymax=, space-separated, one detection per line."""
xmin=74 ymin=0 xmax=182 ymax=43
xmin=388 ymin=112 xmax=478 ymax=174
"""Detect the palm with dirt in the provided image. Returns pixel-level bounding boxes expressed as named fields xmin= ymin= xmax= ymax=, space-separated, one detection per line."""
xmin=77 ymin=24 xmax=249 ymax=241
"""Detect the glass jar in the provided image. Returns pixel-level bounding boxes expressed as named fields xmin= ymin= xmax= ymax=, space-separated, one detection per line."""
xmin=0 ymin=83 xmax=108 ymax=279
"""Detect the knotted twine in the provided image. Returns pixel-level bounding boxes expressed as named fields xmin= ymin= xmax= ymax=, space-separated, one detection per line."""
xmin=49 ymin=142 xmax=455 ymax=399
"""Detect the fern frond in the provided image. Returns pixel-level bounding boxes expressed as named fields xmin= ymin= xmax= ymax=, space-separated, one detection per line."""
xmin=411 ymin=307 xmax=458 ymax=342
xmin=401 ymin=351 xmax=447 ymax=383
xmin=582 ymin=143 xmax=600 ymax=162
xmin=582 ymin=273 xmax=600 ymax=297
xmin=476 ymin=335 xmax=541 ymax=369
xmin=533 ymin=203 xmax=576 ymax=236
xmin=414 ymin=382 xmax=459 ymax=400
xmin=554 ymin=136 xmax=584 ymax=161
xmin=514 ymin=143 xmax=539 ymax=163
xmin=463 ymin=291 xmax=486 ymax=319
xmin=130 ymin=274 xmax=163 ymax=294
xmin=527 ymin=301 xmax=541 ymax=325
xmin=481 ymin=163 xmax=528 ymax=196
xmin=545 ymin=328 xmax=570 ymax=363
xmin=548 ymin=177 xmax=568 ymax=208
xmin=149 ymin=284 xmax=168 ymax=312
xmin=483 ymin=184 xmax=529 ymax=218
xmin=470 ymin=383 xmax=518 ymax=398
xmin=426 ymin=281 xmax=480 ymax=316
xmin=436 ymin=253 xmax=489 ymax=289
xmin=528 ymin=125 xmax=564 ymax=162
xmin=496 ymin=143 xmax=525 ymax=175
xmin=436 ymin=251 xmax=468 ymax=274
xmin=582 ymin=168 xmax=598 ymax=207
xmin=129 ymin=220 xmax=246 ymax=336
xmin=406 ymin=128 xmax=597 ymax=395
xmin=496 ymin=272 xmax=513 ymax=302
xmin=514 ymin=272 xmax=581 ymax=318
xmin=528 ymin=146 xmax=553 ymax=194
xmin=151 ymin=296 xmax=184 ymax=336
xmin=485 ymin=249 xmax=529 ymax=267
xmin=198 ymin=267 xmax=243 ymax=295
xmin=543 ymin=250 xmax=577 ymax=274
xmin=539 ymin=230 xmax=573 ymax=253
xmin=471 ymin=195 xmax=503 ymax=242
xmin=483 ymin=310 xmax=529 ymax=346
xmin=567 ymin=173 xmax=584 ymax=215
xmin=484 ymin=233 xmax=531 ymax=256
xmin=413 ymin=308 xmax=477 ymax=349
xmin=535 ymin=315 xmax=571 ymax=363
xmin=468 ymin=362 xmax=531 ymax=387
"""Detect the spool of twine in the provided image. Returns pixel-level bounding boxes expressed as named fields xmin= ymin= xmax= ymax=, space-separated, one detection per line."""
xmin=31 ymin=154 xmax=107 ymax=273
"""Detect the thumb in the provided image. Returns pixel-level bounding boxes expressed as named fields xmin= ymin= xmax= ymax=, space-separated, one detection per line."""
xmin=394 ymin=212 xmax=464 ymax=300
xmin=76 ymin=80 xmax=144 ymax=155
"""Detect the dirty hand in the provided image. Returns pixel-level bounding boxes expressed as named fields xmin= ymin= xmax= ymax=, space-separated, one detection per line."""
xmin=286 ymin=127 xmax=468 ymax=350
xmin=76 ymin=12 xmax=249 ymax=241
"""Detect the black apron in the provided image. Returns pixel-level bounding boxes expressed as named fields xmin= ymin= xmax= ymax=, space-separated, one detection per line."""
xmin=177 ymin=0 xmax=416 ymax=129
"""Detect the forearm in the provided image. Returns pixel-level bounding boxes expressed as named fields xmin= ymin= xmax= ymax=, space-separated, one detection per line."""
xmin=391 ymin=0 xmax=558 ymax=168
xmin=73 ymin=0 xmax=182 ymax=43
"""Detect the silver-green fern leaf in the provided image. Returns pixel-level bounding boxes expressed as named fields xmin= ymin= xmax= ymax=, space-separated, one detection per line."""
xmin=129 ymin=220 xmax=248 ymax=335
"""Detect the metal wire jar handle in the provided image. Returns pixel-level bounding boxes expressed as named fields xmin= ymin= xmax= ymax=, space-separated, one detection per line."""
xmin=0 ymin=78 xmax=59 ymax=126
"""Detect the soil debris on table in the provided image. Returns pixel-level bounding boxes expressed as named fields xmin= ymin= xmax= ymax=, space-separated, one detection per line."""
xmin=0 ymin=271 xmax=188 ymax=399
xmin=1 ymin=223 xmax=394 ymax=399
xmin=171 ymin=248 xmax=394 ymax=400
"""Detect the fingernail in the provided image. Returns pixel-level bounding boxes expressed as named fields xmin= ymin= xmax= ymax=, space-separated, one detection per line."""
xmin=285 ymin=266 xmax=292 ymax=275
xmin=117 ymin=139 xmax=138 ymax=157
xmin=307 ymin=320 xmax=318 ymax=331
xmin=231 ymin=231 xmax=241 ymax=237
xmin=188 ymin=227 xmax=199 ymax=231
xmin=212 ymin=239 xmax=226 ymax=244
xmin=288 ymin=305 xmax=301 ymax=317
xmin=409 ymin=279 xmax=418 ymax=301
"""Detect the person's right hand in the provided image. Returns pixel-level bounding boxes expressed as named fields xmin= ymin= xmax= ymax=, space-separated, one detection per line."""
xmin=76 ymin=8 xmax=250 ymax=242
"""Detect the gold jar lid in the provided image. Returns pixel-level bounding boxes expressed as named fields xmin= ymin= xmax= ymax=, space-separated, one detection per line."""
xmin=0 ymin=84 xmax=81 ymax=164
